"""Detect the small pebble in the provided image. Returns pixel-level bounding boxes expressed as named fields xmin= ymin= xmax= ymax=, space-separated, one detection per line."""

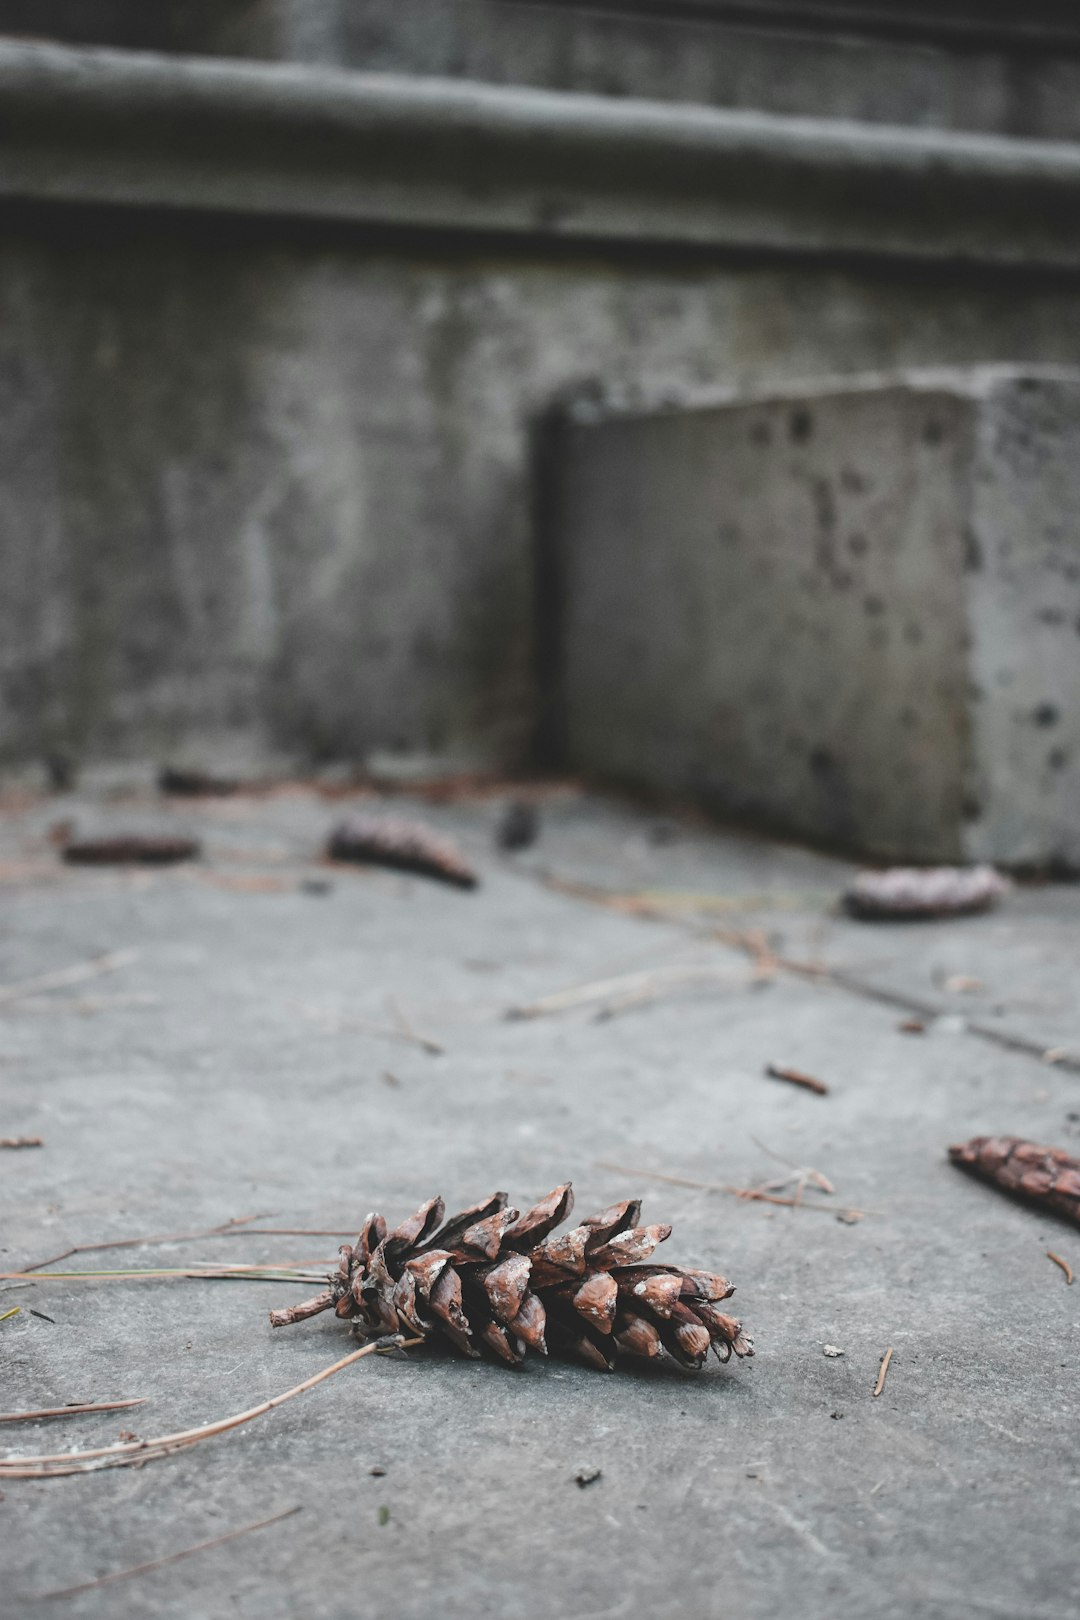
xmin=823 ymin=1345 xmax=845 ymax=1358
xmin=574 ymin=1465 xmax=602 ymax=1489
xmin=369 ymin=1464 xmax=387 ymax=1477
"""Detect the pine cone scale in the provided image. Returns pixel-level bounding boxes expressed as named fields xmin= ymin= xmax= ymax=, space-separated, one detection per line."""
xmin=270 ymin=1184 xmax=754 ymax=1373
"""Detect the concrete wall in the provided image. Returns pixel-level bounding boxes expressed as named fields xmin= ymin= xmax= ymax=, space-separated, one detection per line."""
xmin=7 ymin=0 xmax=1080 ymax=140
xmin=4 ymin=40 xmax=1080 ymax=778
xmin=6 ymin=208 xmax=1080 ymax=772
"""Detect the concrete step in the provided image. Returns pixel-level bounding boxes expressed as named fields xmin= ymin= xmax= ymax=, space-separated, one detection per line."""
xmin=554 ymin=366 xmax=1080 ymax=865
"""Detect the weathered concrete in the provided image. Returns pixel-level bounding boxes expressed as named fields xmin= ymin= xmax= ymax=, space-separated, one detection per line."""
xmin=2 ymin=777 xmax=1079 ymax=1617
xmin=12 ymin=0 xmax=1080 ymax=144
xmin=556 ymin=367 xmax=1080 ymax=865
xmin=6 ymin=43 xmax=1080 ymax=780
xmin=6 ymin=44 xmax=1080 ymax=265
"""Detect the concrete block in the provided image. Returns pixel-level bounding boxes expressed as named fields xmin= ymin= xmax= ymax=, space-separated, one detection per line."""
xmin=555 ymin=368 xmax=1080 ymax=865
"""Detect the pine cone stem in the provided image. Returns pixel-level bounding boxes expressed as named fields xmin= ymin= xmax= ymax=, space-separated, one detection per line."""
xmin=269 ymin=1290 xmax=336 ymax=1328
xmin=268 ymin=1184 xmax=753 ymax=1375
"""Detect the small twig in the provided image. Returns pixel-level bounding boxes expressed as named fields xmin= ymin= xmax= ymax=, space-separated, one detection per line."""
xmin=387 ymin=996 xmax=445 ymax=1056
xmin=0 ymin=1335 xmax=420 ymax=1478
xmin=765 ymin=1064 xmax=829 ymax=1097
xmin=872 ymin=1346 xmax=894 ymax=1397
xmin=34 ymin=1505 xmax=302 ymax=1600
xmin=595 ymin=1161 xmax=865 ymax=1221
xmin=0 ymin=1399 xmax=146 ymax=1424
xmin=0 ymin=1306 xmax=20 ymax=1322
xmin=0 ymin=1135 xmax=43 ymax=1149
xmin=296 ymin=1003 xmax=444 ymax=1055
xmin=508 ymin=962 xmax=740 ymax=1021
xmin=1047 ymin=1250 xmax=1074 ymax=1285
xmin=0 ymin=950 xmax=138 ymax=1008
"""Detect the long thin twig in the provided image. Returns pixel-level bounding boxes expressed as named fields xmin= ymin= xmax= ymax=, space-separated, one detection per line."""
xmin=17 ymin=1211 xmax=277 ymax=1274
xmin=595 ymin=1160 xmax=866 ymax=1221
xmin=873 ymin=1346 xmax=894 ymax=1397
xmin=508 ymin=962 xmax=742 ymax=1021
xmin=0 ymin=1266 xmax=328 ymax=1286
xmin=0 ymin=1399 xmax=146 ymax=1424
xmin=0 ymin=950 xmax=138 ymax=1008
xmin=34 ymin=1505 xmax=302 ymax=1600
xmin=0 ymin=1135 xmax=43 ymax=1149
xmin=0 ymin=1335 xmax=420 ymax=1478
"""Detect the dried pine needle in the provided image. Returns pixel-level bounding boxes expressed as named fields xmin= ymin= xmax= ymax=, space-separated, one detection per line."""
xmin=0 ymin=1335 xmax=419 ymax=1478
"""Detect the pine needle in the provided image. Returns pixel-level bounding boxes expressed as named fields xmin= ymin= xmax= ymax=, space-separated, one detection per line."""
xmin=34 ymin=1505 xmax=301 ymax=1599
xmin=0 ymin=1399 xmax=145 ymax=1424
xmin=0 ymin=1335 xmax=419 ymax=1478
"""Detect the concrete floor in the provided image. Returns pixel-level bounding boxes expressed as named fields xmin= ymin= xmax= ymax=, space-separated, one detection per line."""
xmin=1 ymin=776 xmax=1078 ymax=1619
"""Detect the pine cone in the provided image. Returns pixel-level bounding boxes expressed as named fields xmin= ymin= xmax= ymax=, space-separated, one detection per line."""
xmin=327 ymin=815 xmax=478 ymax=889
xmin=950 ymin=1136 xmax=1080 ymax=1225
xmin=270 ymin=1184 xmax=753 ymax=1372
xmin=844 ymin=865 xmax=1009 ymax=920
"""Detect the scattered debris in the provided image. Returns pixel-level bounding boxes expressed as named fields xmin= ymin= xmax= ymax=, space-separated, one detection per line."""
xmin=369 ymin=1464 xmax=387 ymax=1477
xmin=823 ymin=1345 xmax=845 ymax=1358
xmin=28 ymin=1309 xmax=55 ymax=1323
xmin=270 ymin=1183 xmax=754 ymax=1373
xmin=327 ymin=815 xmax=478 ymax=889
xmin=62 ymin=836 xmax=200 ymax=866
xmin=0 ymin=1398 xmax=145 ymax=1424
xmin=0 ymin=949 xmax=137 ymax=1010
xmin=377 ymin=1505 xmax=391 ymax=1526
xmin=34 ymin=1505 xmax=301 ymax=1600
xmin=765 ymin=1063 xmax=829 ymax=1097
xmin=1046 ymin=1250 xmax=1074 ymax=1285
xmin=0 ymin=1337 xmax=416 ymax=1478
xmin=158 ymin=765 xmax=239 ymax=797
xmin=898 ymin=1018 xmax=926 ymax=1035
xmin=596 ymin=1160 xmax=866 ymax=1223
xmin=574 ymin=1465 xmax=602 ymax=1488
xmin=844 ymin=865 xmax=1009 ymax=921
xmin=0 ymin=1136 xmax=43 ymax=1149
xmin=496 ymin=800 xmax=539 ymax=851
xmin=872 ymin=1346 xmax=894 ymax=1398
xmin=949 ymin=1136 xmax=1080 ymax=1226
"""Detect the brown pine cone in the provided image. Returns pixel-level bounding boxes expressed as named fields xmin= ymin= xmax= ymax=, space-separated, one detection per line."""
xmin=950 ymin=1136 xmax=1080 ymax=1226
xmin=327 ymin=815 xmax=478 ymax=889
xmin=270 ymin=1184 xmax=753 ymax=1372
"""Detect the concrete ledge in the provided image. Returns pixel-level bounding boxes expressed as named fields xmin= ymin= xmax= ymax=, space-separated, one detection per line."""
xmin=4 ymin=41 xmax=1080 ymax=265
xmin=555 ymin=367 xmax=1080 ymax=866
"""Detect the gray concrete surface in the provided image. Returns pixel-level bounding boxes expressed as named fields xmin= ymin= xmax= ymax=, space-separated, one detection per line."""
xmin=557 ymin=367 xmax=1080 ymax=865
xmin=2 ymin=775 xmax=1079 ymax=1617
